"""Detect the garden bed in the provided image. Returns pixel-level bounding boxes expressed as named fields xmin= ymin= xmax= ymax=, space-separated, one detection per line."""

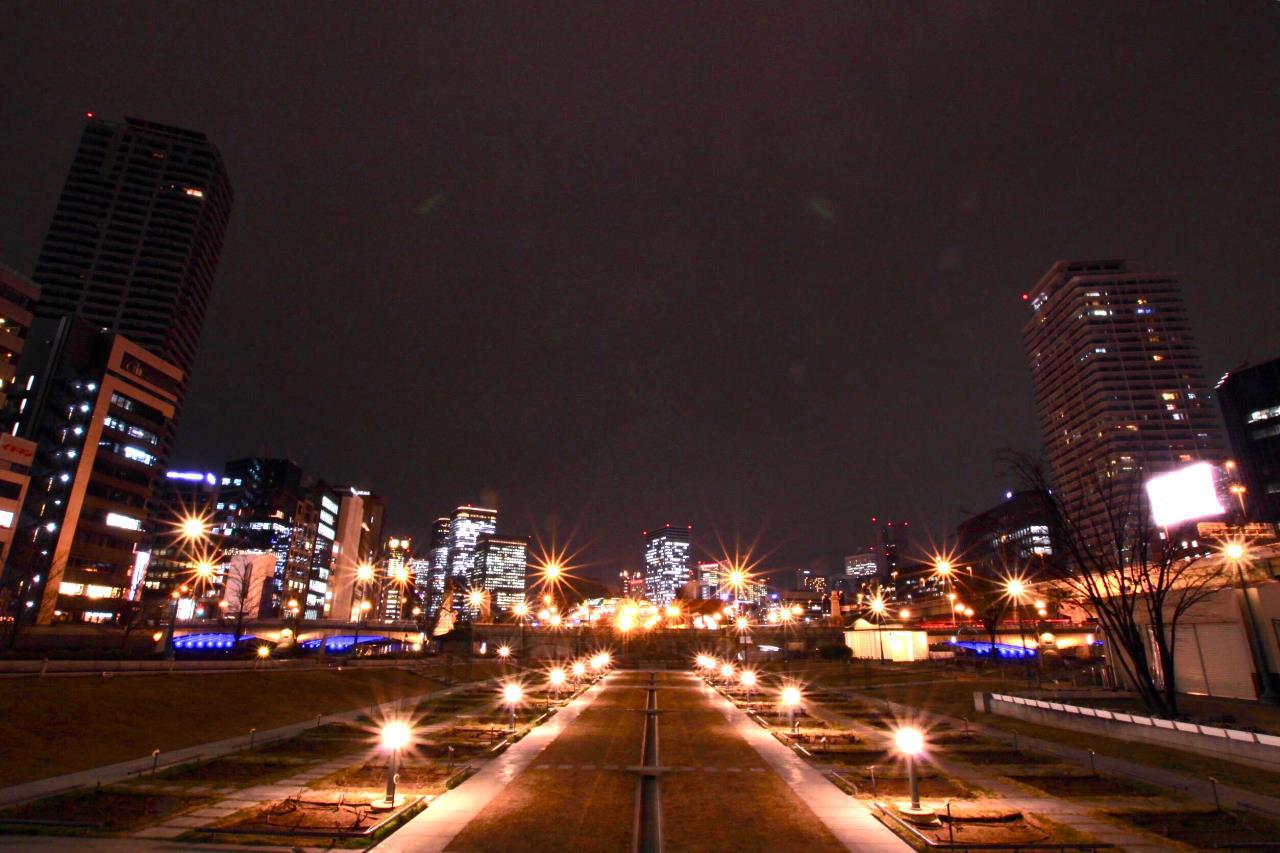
xmin=1006 ymin=772 xmax=1158 ymax=798
xmin=158 ymin=755 xmax=315 ymax=785
xmin=0 ymin=787 xmax=211 ymax=833
xmin=1108 ymin=807 xmax=1280 ymax=847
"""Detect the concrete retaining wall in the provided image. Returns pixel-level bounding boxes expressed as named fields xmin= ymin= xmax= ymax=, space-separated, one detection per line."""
xmin=979 ymin=692 xmax=1280 ymax=772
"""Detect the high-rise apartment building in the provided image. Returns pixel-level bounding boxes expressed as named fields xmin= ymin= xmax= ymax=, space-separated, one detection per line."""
xmin=1217 ymin=357 xmax=1280 ymax=523
xmin=31 ymin=116 xmax=232 ymax=432
xmin=643 ymin=524 xmax=692 ymax=605
xmin=447 ymin=505 xmax=496 ymax=588
xmin=1024 ymin=260 xmax=1224 ymax=537
xmin=473 ymin=535 xmax=528 ymax=613
xmin=4 ymin=317 xmax=181 ymax=623
xmin=844 ymin=550 xmax=878 ymax=580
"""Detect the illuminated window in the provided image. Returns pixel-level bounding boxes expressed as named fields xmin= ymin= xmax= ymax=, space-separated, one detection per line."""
xmin=105 ymin=512 xmax=142 ymax=531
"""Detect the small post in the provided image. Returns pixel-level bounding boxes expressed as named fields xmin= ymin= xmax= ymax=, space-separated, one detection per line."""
xmin=961 ymin=716 xmax=970 ymax=735
xmin=1088 ymin=749 xmax=1097 ymax=776
xmin=868 ymin=765 xmax=877 ymax=796
xmin=249 ymin=727 xmax=257 ymax=749
xmin=315 ymin=713 xmax=322 ymax=729
xmin=1209 ymin=776 xmax=1221 ymax=811
xmin=447 ymin=745 xmax=455 ymax=772
xmin=151 ymin=748 xmax=160 ymax=775
xmin=946 ymin=800 xmax=955 ymax=845
xmin=1012 ymin=731 xmax=1019 ymax=753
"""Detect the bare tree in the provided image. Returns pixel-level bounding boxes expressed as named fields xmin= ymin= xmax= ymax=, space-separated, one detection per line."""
xmin=220 ymin=558 xmax=259 ymax=644
xmin=1005 ymin=452 xmax=1231 ymax=716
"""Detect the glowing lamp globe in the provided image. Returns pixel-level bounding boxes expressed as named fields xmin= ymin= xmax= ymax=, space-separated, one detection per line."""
xmin=719 ymin=663 xmax=734 ymax=679
xmin=780 ymin=686 xmax=802 ymax=707
xmin=740 ymin=671 xmax=757 ymax=688
xmin=895 ymin=727 xmax=925 ymax=756
xmin=549 ymin=667 xmax=566 ymax=687
xmin=503 ymin=684 xmax=523 ymax=705
xmin=381 ymin=721 xmax=411 ymax=751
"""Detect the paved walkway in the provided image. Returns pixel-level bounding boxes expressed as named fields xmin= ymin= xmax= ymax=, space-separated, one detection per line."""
xmin=370 ymin=675 xmax=612 ymax=852
xmin=697 ymin=677 xmax=909 ymax=852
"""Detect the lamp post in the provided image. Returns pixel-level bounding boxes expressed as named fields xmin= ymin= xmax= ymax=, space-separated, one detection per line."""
xmin=869 ymin=594 xmax=887 ymax=662
xmin=740 ymin=669 xmax=757 ymax=700
xmin=548 ymin=666 xmax=566 ymax=708
xmin=381 ymin=721 xmax=411 ymax=807
xmin=503 ymin=683 xmax=523 ymax=731
xmin=513 ymin=601 xmax=529 ymax=658
xmin=780 ymin=684 xmax=802 ymax=733
xmin=933 ymin=558 xmax=956 ymax=628
xmin=1005 ymin=578 xmax=1032 ymax=682
xmin=894 ymin=726 xmax=931 ymax=821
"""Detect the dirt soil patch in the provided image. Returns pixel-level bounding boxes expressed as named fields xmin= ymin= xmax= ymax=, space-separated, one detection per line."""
xmin=1111 ymin=808 xmax=1280 ymax=847
xmin=950 ymin=748 xmax=1040 ymax=765
xmin=160 ymin=756 xmax=314 ymax=785
xmin=218 ymin=795 xmax=411 ymax=835
xmin=312 ymin=760 xmax=455 ymax=794
xmin=1007 ymin=773 xmax=1158 ymax=798
xmin=0 ymin=787 xmax=210 ymax=832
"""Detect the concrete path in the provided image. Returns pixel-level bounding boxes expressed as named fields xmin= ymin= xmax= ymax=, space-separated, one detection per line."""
xmin=369 ymin=675 xmax=612 ymax=852
xmin=698 ymin=676 xmax=910 ymax=852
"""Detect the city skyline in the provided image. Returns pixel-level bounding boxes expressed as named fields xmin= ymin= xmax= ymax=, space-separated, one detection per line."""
xmin=2 ymin=5 xmax=1278 ymax=582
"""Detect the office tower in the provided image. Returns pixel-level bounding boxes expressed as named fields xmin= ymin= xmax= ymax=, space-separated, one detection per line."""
xmin=4 ymin=317 xmax=181 ymax=623
xmin=139 ymin=469 xmax=221 ymax=609
xmin=1217 ymin=357 xmax=1280 ymax=523
xmin=956 ymin=491 xmax=1056 ymax=572
xmin=844 ymin=550 xmax=878 ymax=580
xmin=1024 ymin=260 xmax=1225 ymax=537
xmin=619 ymin=568 xmax=646 ymax=599
xmin=327 ymin=487 xmax=385 ymax=620
xmin=696 ymin=561 xmax=721 ymax=600
xmin=215 ymin=458 xmax=318 ymax=617
xmin=426 ymin=517 xmax=450 ymax=617
xmin=0 ymin=265 xmax=41 ymax=579
xmin=870 ymin=517 xmax=908 ymax=582
xmin=32 ymin=116 xmax=232 ymax=430
xmin=447 ymin=505 xmax=497 ymax=587
xmin=379 ymin=536 xmax=412 ymax=620
xmin=643 ymin=524 xmax=692 ymax=606
xmin=304 ymin=485 xmax=340 ymax=619
xmin=473 ymin=535 xmax=528 ymax=614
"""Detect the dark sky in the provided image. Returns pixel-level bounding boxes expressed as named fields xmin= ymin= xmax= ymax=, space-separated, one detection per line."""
xmin=2 ymin=3 xmax=1278 ymax=584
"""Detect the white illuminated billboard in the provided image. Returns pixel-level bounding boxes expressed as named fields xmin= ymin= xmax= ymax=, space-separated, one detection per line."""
xmin=1145 ymin=462 xmax=1225 ymax=528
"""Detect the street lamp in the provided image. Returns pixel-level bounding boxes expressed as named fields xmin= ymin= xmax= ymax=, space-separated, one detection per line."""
xmin=719 ymin=662 xmax=735 ymax=682
xmin=933 ymin=557 xmax=956 ymax=627
xmin=503 ymin=682 xmax=524 ymax=731
xmin=380 ymin=721 xmax=411 ymax=807
xmin=548 ymin=666 xmax=566 ymax=706
xmin=572 ymin=660 xmax=587 ymax=681
xmin=1004 ymin=577 xmax=1034 ymax=681
xmin=780 ymin=684 xmax=802 ymax=732
xmin=740 ymin=669 xmax=757 ymax=699
xmin=894 ymin=726 xmax=931 ymax=820
xmin=869 ymin=593 xmax=887 ymax=662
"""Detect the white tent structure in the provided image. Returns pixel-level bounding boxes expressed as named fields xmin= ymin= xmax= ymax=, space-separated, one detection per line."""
xmin=844 ymin=617 xmax=929 ymax=662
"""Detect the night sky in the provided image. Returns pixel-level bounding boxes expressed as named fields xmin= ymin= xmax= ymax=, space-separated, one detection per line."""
xmin=2 ymin=3 xmax=1278 ymax=584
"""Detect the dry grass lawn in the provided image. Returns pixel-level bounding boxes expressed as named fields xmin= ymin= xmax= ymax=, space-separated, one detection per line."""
xmin=0 ymin=668 xmax=441 ymax=786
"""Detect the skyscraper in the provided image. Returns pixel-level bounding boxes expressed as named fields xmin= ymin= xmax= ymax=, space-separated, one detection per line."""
xmin=447 ymin=505 xmax=497 ymax=588
xmin=0 ymin=265 xmax=41 ymax=579
xmin=32 ymin=116 xmax=232 ymax=415
xmin=1217 ymin=357 xmax=1280 ymax=523
xmin=426 ymin=517 xmax=450 ymax=617
xmin=473 ymin=535 xmax=528 ymax=613
xmin=1023 ymin=260 xmax=1224 ymax=536
xmin=643 ymin=524 xmax=692 ymax=605
xmin=379 ymin=536 xmax=412 ymax=620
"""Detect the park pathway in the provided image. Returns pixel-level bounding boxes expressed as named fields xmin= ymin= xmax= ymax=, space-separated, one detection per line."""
xmin=376 ymin=670 xmax=909 ymax=852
